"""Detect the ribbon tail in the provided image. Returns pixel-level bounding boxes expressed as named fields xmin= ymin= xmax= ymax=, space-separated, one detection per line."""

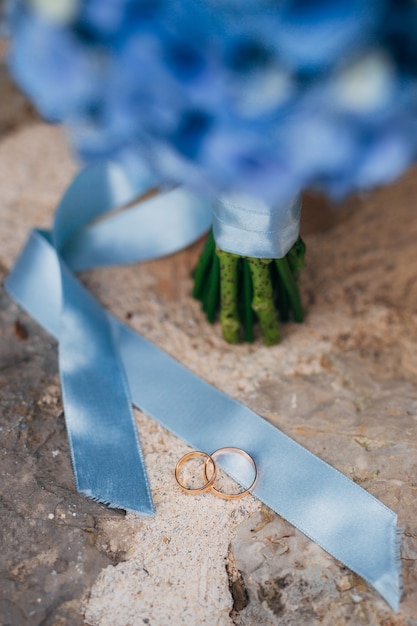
xmin=373 ymin=520 xmax=403 ymax=612
xmin=5 ymin=230 xmax=154 ymax=514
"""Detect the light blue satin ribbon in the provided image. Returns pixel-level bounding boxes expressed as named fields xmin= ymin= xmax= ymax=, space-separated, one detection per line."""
xmin=5 ymin=162 xmax=401 ymax=610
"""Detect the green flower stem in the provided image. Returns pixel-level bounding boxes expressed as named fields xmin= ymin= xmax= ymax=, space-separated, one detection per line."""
xmin=217 ymin=247 xmax=241 ymax=343
xmin=286 ymin=237 xmax=306 ymax=280
xmin=201 ymin=250 xmax=220 ymax=323
xmin=276 ymin=275 xmax=290 ymax=322
xmin=246 ymin=257 xmax=280 ymax=345
xmin=241 ymin=258 xmax=254 ymax=342
xmin=192 ymin=231 xmax=306 ymax=344
xmin=275 ymin=256 xmax=304 ymax=323
xmin=192 ymin=229 xmax=216 ymax=300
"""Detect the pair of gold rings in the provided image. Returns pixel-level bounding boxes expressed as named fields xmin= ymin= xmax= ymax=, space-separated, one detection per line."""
xmin=174 ymin=447 xmax=257 ymax=500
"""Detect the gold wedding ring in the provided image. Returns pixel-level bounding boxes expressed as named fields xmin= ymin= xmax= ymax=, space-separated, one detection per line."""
xmin=206 ymin=447 xmax=258 ymax=500
xmin=175 ymin=447 xmax=257 ymax=500
xmin=174 ymin=451 xmax=216 ymax=494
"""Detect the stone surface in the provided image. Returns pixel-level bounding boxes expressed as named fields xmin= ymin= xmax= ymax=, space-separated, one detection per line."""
xmin=0 ymin=266 xmax=128 ymax=625
xmin=0 ymin=116 xmax=417 ymax=625
xmin=0 ymin=42 xmax=38 ymax=140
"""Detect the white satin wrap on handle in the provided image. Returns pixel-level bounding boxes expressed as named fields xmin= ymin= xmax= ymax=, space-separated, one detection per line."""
xmin=212 ymin=191 xmax=302 ymax=258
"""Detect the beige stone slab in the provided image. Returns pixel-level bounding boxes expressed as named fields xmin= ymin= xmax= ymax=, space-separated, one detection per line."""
xmin=1 ymin=123 xmax=417 ymax=625
xmin=84 ymin=413 xmax=259 ymax=626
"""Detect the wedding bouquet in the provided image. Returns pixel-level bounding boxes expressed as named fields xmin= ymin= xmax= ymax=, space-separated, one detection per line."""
xmin=3 ymin=7 xmax=407 ymax=602
xmin=7 ymin=0 xmax=417 ymax=343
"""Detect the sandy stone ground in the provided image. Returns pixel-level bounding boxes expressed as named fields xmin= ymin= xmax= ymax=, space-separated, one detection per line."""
xmin=1 ymin=71 xmax=417 ymax=625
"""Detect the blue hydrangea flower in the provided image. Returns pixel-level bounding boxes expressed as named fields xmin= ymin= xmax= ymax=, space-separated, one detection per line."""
xmin=6 ymin=0 xmax=417 ymax=204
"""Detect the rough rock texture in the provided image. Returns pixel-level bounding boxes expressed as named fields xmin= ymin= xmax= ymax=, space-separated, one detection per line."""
xmin=0 ymin=43 xmax=37 ymax=140
xmin=1 ymin=116 xmax=417 ymax=625
xmin=0 ymin=267 xmax=129 ymax=625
